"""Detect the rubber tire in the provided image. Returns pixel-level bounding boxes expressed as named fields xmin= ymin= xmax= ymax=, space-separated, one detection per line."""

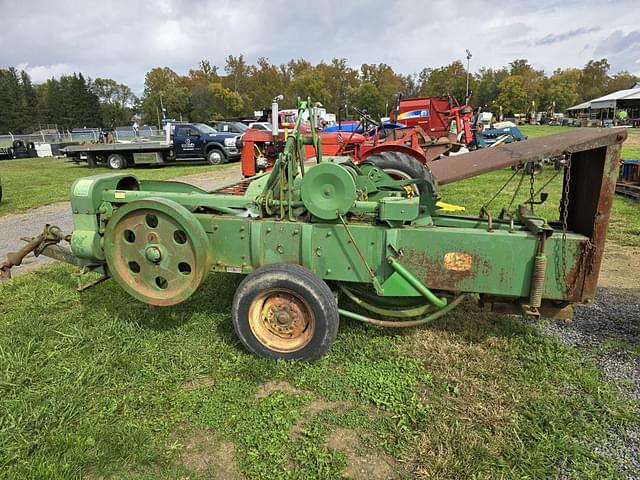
xmin=232 ymin=263 xmax=339 ymax=361
xmin=107 ymin=153 xmax=127 ymax=170
xmin=362 ymin=151 xmax=437 ymax=199
xmin=524 ymin=161 xmax=543 ymax=175
xmin=207 ymin=148 xmax=226 ymax=165
xmin=0 ymin=185 xmax=3 ymax=204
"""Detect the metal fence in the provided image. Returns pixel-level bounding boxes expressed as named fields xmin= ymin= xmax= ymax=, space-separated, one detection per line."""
xmin=0 ymin=126 xmax=164 ymax=149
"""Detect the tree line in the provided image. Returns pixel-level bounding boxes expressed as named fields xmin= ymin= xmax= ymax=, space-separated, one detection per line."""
xmin=0 ymin=57 xmax=637 ymax=133
xmin=0 ymin=68 xmax=136 ymax=134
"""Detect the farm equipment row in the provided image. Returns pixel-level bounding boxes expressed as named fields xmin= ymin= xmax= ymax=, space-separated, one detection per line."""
xmin=1 ymin=99 xmax=626 ymax=361
xmin=240 ymin=95 xmax=531 ymax=185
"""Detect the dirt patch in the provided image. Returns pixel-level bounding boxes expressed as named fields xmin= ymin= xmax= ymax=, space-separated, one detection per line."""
xmin=179 ymin=430 xmax=242 ymax=479
xmin=255 ymin=380 xmax=302 ymax=398
xmin=181 ymin=376 xmax=215 ymax=390
xmin=598 ymin=242 xmax=640 ymax=289
xmin=327 ymin=427 xmax=400 ymax=479
xmin=290 ymin=399 xmax=349 ymax=440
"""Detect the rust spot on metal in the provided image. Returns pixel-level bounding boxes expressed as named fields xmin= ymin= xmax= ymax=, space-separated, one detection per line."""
xmin=443 ymin=252 xmax=473 ymax=271
xmin=404 ymin=248 xmax=481 ymax=290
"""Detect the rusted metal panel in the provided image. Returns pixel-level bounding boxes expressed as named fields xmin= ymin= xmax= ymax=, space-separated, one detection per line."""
xmin=576 ymin=143 xmax=621 ymax=301
xmin=429 ymin=128 xmax=627 ymax=185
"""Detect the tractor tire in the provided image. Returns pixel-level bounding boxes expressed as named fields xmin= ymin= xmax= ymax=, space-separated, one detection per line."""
xmin=107 ymin=153 xmax=127 ymax=170
xmin=207 ymin=148 xmax=226 ymax=165
xmin=524 ymin=161 xmax=543 ymax=175
xmin=232 ymin=263 xmax=339 ymax=361
xmin=363 ymin=151 xmax=438 ymax=199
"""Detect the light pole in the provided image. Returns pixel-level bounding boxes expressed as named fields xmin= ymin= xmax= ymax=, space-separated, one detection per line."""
xmin=159 ymin=92 xmax=166 ymax=121
xmin=465 ymin=49 xmax=472 ymax=100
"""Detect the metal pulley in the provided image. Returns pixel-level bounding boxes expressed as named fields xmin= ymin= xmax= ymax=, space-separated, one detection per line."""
xmin=103 ymin=197 xmax=212 ymax=306
xmin=300 ymin=163 xmax=357 ymax=220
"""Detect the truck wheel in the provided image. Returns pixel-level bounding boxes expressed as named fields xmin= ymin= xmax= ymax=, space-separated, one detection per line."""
xmin=363 ymin=151 xmax=438 ymax=199
xmin=207 ymin=148 xmax=226 ymax=165
xmin=107 ymin=153 xmax=127 ymax=170
xmin=232 ymin=263 xmax=339 ymax=361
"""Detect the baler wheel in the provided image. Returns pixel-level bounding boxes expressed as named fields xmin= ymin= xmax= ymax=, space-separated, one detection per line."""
xmin=363 ymin=151 xmax=437 ymax=198
xmin=104 ymin=197 xmax=211 ymax=306
xmin=232 ymin=263 xmax=339 ymax=360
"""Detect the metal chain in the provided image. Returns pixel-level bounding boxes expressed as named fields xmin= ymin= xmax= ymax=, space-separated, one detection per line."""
xmin=561 ymin=152 xmax=571 ymax=294
xmin=529 ymin=169 xmax=535 ymax=214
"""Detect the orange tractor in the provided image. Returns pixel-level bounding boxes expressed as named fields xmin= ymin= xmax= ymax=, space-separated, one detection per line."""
xmin=239 ymin=98 xmax=470 ymax=192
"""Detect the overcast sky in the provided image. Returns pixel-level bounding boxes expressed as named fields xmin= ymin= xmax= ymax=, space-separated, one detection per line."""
xmin=1 ymin=0 xmax=639 ymax=93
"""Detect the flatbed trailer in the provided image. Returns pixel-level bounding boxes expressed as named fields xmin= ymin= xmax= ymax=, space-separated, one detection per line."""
xmin=62 ymin=122 xmax=241 ymax=169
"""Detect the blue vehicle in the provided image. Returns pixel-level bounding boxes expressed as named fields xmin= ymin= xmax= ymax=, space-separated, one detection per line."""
xmin=63 ymin=122 xmax=241 ymax=169
xmin=473 ymin=125 xmax=528 ymax=149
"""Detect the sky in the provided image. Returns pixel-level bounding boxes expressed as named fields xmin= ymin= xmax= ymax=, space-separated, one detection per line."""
xmin=1 ymin=0 xmax=639 ymax=94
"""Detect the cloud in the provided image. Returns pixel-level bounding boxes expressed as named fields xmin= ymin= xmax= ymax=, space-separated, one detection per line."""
xmin=594 ymin=29 xmax=640 ymax=73
xmin=535 ymin=27 xmax=601 ymax=45
xmin=15 ymin=63 xmax=81 ymax=83
xmin=1 ymin=0 xmax=639 ymax=92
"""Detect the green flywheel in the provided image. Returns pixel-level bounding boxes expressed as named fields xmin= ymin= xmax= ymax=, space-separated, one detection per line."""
xmin=300 ymin=163 xmax=357 ymax=220
xmin=103 ymin=197 xmax=212 ymax=306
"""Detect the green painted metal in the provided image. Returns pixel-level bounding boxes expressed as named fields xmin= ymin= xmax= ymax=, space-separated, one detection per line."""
xmin=55 ymin=99 xmax=624 ymax=316
xmin=103 ymin=197 xmax=212 ymax=306
xmin=386 ymin=257 xmax=448 ymax=307
xmin=300 ymin=162 xmax=357 ymax=220
xmin=338 ymin=294 xmax=468 ymax=328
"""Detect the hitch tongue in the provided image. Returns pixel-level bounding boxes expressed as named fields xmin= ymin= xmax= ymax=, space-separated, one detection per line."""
xmin=0 ymin=226 xmax=67 ymax=280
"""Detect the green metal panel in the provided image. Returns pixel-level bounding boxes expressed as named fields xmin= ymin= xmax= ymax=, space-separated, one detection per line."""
xmin=378 ymin=197 xmax=420 ymax=222
xmin=199 ymin=215 xmax=584 ymax=300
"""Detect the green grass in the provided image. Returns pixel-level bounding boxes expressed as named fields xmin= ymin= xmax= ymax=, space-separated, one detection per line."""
xmin=520 ymin=124 xmax=640 ymax=159
xmin=440 ymin=168 xmax=640 ymax=247
xmin=0 ymin=265 xmax=637 ymax=479
xmin=0 ymin=158 xmax=234 ymax=216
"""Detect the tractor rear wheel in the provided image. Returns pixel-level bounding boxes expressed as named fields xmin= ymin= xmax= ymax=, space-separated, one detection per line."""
xmin=363 ymin=151 xmax=437 ymax=199
xmin=232 ymin=263 xmax=339 ymax=361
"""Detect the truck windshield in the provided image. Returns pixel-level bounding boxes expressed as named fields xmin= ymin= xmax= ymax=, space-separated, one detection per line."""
xmin=194 ymin=123 xmax=217 ymax=134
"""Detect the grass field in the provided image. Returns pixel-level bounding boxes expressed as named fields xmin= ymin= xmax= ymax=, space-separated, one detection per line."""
xmin=0 ymin=159 xmax=233 ymax=217
xmin=0 ymin=126 xmax=639 ymax=479
xmin=1 ymin=264 xmax=637 ymax=479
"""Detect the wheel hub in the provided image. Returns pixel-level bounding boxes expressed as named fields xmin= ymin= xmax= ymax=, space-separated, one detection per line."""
xmin=145 ymin=245 xmax=163 ymax=263
xmin=248 ymin=290 xmax=315 ymax=352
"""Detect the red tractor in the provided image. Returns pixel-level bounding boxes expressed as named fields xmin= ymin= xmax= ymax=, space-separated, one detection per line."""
xmin=390 ymin=95 xmax=475 ymax=145
xmin=241 ymin=107 xmax=457 ymax=193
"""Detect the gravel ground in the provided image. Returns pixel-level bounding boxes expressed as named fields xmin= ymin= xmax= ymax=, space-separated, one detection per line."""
xmin=0 ymin=167 xmax=243 ymax=276
xmin=537 ymin=286 xmax=640 ymax=479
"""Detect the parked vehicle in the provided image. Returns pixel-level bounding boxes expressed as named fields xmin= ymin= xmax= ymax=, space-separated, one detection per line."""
xmin=63 ymin=122 xmax=241 ymax=169
xmin=248 ymin=122 xmax=273 ymax=131
xmin=209 ymin=121 xmax=248 ymax=134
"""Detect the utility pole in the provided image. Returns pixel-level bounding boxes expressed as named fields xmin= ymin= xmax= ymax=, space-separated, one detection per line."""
xmin=159 ymin=92 xmax=166 ymax=121
xmin=465 ymin=49 xmax=473 ymax=100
